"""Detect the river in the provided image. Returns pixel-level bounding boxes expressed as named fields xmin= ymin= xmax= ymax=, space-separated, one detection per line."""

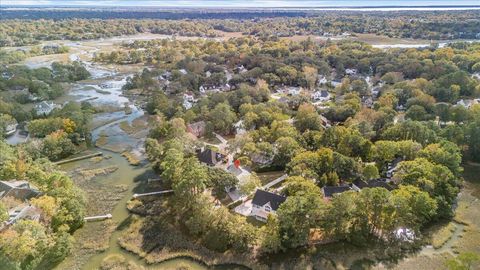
xmin=37 ymin=45 xmax=244 ymax=269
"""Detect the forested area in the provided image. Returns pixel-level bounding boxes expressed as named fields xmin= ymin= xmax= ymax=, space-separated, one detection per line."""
xmin=126 ymin=36 xmax=480 ymax=255
xmin=0 ymin=141 xmax=86 ymax=269
xmin=1 ymin=9 xmax=480 ymax=46
xmin=0 ymin=62 xmax=92 ymax=159
xmin=1 ymin=10 xmax=480 ymax=269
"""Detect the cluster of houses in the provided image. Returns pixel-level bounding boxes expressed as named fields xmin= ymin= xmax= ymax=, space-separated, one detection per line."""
xmin=0 ymin=180 xmax=42 ymax=229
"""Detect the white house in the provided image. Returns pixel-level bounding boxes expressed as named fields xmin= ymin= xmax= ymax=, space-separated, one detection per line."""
xmin=330 ymin=80 xmax=342 ymax=87
xmin=285 ymin=87 xmax=302 ymax=96
xmin=318 ymin=76 xmax=328 ymax=85
xmin=183 ymin=100 xmax=193 ymax=110
xmin=371 ymin=87 xmax=381 ymax=98
xmin=183 ymin=92 xmax=195 ymax=102
xmin=234 ymin=120 xmax=247 ymax=135
xmin=345 ymin=68 xmax=358 ymax=75
xmin=312 ymin=90 xmax=330 ymax=102
xmin=34 ymin=101 xmax=58 ymax=115
xmin=5 ymin=122 xmax=18 ymax=136
xmin=456 ymin=99 xmax=479 ymax=109
xmin=236 ymin=65 xmax=248 ymax=74
xmin=200 ymin=83 xmax=231 ymax=94
xmin=251 ymin=189 xmax=286 ymax=222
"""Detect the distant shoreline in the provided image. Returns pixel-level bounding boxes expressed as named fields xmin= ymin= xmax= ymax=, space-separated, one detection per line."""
xmin=2 ymin=5 xmax=480 ymax=10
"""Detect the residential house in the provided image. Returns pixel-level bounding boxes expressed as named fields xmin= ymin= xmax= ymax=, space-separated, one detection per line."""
xmin=199 ymin=83 xmax=231 ymax=94
xmin=312 ymin=90 xmax=330 ymax=102
xmin=5 ymin=204 xmax=42 ymax=226
xmin=0 ymin=180 xmax=41 ymax=201
xmin=234 ymin=120 xmax=247 ymax=135
xmin=197 ymin=148 xmax=226 ymax=167
xmin=250 ymin=152 xmax=274 ymax=166
xmin=362 ymin=96 xmax=374 ymax=108
xmin=183 ymin=100 xmax=193 ymax=110
xmin=371 ymin=86 xmax=382 ymax=98
xmin=182 ymin=92 xmax=197 ymax=110
xmin=287 ymin=87 xmax=302 ymax=96
xmin=318 ymin=76 xmax=328 ymax=85
xmin=386 ymin=157 xmax=403 ymax=179
xmin=236 ymin=65 xmax=248 ymax=74
xmin=183 ymin=92 xmax=195 ymax=103
xmin=178 ymin=69 xmax=188 ymax=75
xmin=330 ymin=80 xmax=342 ymax=88
xmin=1 ymin=72 xmax=12 ymax=80
xmin=457 ymin=99 xmax=479 ymax=109
xmin=322 ymin=185 xmax=352 ymax=199
xmin=320 ymin=115 xmax=331 ymax=128
xmin=5 ymin=122 xmax=18 ymax=136
xmin=351 ymin=179 xmax=394 ymax=192
xmin=34 ymin=101 xmax=58 ymax=115
xmin=251 ymin=189 xmax=286 ymax=222
xmin=187 ymin=121 xmax=206 ymax=138
xmin=225 ymin=161 xmax=253 ymax=201
xmin=345 ymin=68 xmax=358 ymax=75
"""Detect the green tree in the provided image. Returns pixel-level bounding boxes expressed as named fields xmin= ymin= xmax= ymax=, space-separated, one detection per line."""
xmin=259 ymin=215 xmax=283 ymax=254
xmin=277 ymin=192 xmax=324 ymax=248
xmin=294 ymin=103 xmax=321 ymax=132
xmin=0 ymin=202 xmax=8 ymax=223
xmin=390 ymin=185 xmax=437 ymax=231
xmin=208 ymin=102 xmax=237 ymax=135
xmin=173 ymin=157 xmax=208 ymax=198
xmin=363 ymin=164 xmax=380 ymax=180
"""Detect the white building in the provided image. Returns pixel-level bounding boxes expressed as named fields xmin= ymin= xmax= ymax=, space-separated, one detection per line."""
xmin=456 ymin=99 xmax=479 ymax=109
xmin=285 ymin=87 xmax=302 ymax=96
xmin=34 ymin=101 xmax=58 ymax=115
xmin=318 ymin=76 xmax=328 ymax=85
xmin=5 ymin=122 xmax=18 ymax=136
xmin=312 ymin=90 xmax=330 ymax=102
xmin=345 ymin=68 xmax=358 ymax=75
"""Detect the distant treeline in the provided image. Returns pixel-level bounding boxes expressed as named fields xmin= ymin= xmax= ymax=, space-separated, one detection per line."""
xmin=0 ymin=9 xmax=309 ymax=20
xmin=1 ymin=10 xmax=480 ymax=47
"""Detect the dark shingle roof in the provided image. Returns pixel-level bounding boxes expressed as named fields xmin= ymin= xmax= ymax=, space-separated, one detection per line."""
xmin=352 ymin=179 xmax=395 ymax=191
xmin=197 ymin=149 xmax=224 ymax=166
xmin=252 ymin=189 xmax=286 ymax=211
xmin=0 ymin=180 xmax=41 ymax=201
xmin=323 ymin=185 xmax=352 ymax=198
xmin=368 ymin=180 xmax=394 ymax=191
xmin=352 ymin=179 xmax=369 ymax=189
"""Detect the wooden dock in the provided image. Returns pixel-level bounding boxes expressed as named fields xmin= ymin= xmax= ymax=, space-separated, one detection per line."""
xmin=55 ymin=152 xmax=103 ymax=165
xmin=133 ymin=190 xmax=174 ymax=199
xmin=84 ymin=214 xmax=112 ymax=221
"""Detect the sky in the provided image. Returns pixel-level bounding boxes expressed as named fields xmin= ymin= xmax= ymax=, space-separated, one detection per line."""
xmin=2 ymin=0 xmax=480 ymax=7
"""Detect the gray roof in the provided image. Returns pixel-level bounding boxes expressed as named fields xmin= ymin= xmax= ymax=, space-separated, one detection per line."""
xmin=0 ymin=180 xmax=41 ymax=201
xmin=252 ymin=189 xmax=286 ymax=211
xmin=197 ymin=149 xmax=225 ymax=166
xmin=322 ymin=185 xmax=352 ymax=198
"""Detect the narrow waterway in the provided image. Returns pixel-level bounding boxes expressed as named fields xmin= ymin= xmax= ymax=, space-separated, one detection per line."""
xmin=44 ymin=47 xmax=246 ymax=270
